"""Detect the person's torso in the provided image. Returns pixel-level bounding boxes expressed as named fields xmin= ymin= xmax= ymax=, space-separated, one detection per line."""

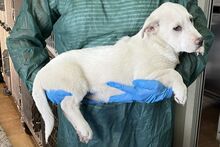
xmin=53 ymin=0 xmax=160 ymax=53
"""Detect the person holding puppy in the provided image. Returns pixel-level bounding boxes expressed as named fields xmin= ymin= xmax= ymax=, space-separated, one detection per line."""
xmin=7 ymin=0 xmax=213 ymax=146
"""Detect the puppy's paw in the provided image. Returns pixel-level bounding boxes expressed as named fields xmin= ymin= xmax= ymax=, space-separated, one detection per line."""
xmin=76 ymin=123 xmax=93 ymax=143
xmin=196 ymin=46 xmax=205 ymax=56
xmin=173 ymin=85 xmax=187 ymax=105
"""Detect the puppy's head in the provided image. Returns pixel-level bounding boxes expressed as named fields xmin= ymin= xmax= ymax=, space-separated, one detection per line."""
xmin=141 ymin=2 xmax=204 ymax=55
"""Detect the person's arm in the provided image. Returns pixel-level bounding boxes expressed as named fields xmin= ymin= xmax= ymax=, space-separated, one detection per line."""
xmin=176 ymin=1 xmax=214 ymax=86
xmin=7 ymin=0 xmax=60 ymax=92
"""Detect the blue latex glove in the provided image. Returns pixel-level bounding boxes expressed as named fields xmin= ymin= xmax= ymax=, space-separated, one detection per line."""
xmin=45 ymin=90 xmax=72 ymax=104
xmin=45 ymin=89 xmax=104 ymax=105
xmin=45 ymin=80 xmax=173 ymax=105
xmin=106 ymin=80 xmax=173 ymax=103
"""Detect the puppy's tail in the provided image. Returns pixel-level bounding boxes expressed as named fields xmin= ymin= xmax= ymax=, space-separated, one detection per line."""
xmin=32 ymin=76 xmax=54 ymax=143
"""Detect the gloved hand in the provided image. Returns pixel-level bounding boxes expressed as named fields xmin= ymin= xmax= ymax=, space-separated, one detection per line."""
xmin=45 ymin=89 xmax=104 ymax=105
xmin=106 ymin=80 xmax=173 ymax=103
xmin=45 ymin=90 xmax=72 ymax=104
xmin=45 ymin=80 xmax=173 ymax=105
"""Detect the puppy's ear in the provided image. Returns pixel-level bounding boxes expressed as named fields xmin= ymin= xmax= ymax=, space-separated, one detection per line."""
xmin=141 ymin=20 xmax=159 ymax=38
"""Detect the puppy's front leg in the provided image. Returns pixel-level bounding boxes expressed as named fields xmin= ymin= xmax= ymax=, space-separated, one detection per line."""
xmin=146 ymin=69 xmax=187 ymax=105
xmin=61 ymin=96 xmax=93 ymax=143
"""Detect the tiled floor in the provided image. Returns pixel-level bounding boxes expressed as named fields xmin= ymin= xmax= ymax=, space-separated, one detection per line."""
xmin=0 ymin=83 xmax=37 ymax=147
xmin=198 ymin=96 xmax=220 ymax=147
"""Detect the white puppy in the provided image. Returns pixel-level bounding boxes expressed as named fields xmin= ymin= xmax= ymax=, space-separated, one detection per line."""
xmin=32 ymin=2 xmax=204 ymax=144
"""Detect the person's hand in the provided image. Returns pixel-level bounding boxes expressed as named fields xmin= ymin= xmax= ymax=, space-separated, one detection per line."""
xmin=106 ymin=80 xmax=173 ymax=103
xmin=45 ymin=90 xmax=72 ymax=104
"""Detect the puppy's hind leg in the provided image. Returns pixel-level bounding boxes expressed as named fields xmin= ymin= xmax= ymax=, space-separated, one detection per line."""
xmin=61 ymin=93 xmax=93 ymax=143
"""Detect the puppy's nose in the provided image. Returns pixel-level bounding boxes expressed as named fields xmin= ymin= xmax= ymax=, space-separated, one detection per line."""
xmin=195 ymin=37 xmax=204 ymax=47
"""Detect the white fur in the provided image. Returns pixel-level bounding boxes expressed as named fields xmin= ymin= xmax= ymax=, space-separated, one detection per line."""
xmin=32 ymin=2 xmax=204 ymax=143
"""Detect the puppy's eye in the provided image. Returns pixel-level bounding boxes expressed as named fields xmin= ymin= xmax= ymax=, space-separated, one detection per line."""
xmin=173 ymin=25 xmax=182 ymax=31
xmin=190 ymin=17 xmax=194 ymax=23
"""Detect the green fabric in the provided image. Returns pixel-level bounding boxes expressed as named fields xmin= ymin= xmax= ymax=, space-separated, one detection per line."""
xmin=6 ymin=0 xmax=214 ymax=147
xmin=57 ymin=100 xmax=173 ymax=147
